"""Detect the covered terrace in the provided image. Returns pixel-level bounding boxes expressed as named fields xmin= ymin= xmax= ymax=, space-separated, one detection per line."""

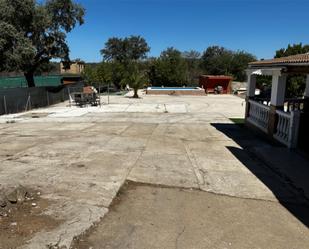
xmin=245 ymin=53 xmax=309 ymax=151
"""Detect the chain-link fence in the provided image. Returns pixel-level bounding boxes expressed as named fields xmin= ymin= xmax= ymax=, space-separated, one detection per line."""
xmin=0 ymin=83 xmax=83 ymax=115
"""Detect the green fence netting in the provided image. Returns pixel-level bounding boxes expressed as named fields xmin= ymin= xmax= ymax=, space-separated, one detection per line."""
xmin=0 ymin=75 xmax=62 ymax=88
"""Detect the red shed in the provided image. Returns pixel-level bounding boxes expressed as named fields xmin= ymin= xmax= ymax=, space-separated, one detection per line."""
xmin=199 ymin=75 xmax=233 ymax=94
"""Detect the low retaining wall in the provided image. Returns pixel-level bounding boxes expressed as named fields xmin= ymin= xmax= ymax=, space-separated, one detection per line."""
xmin=146 ymin=89 xmax=206 ymax=96
xmin=0 ymin=83 xmax=83 ymax=115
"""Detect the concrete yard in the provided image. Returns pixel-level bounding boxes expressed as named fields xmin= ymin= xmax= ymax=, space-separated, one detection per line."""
xmin=0 ymin=93 xmax=308 ymax=249
xmin=73 ymin=182 xmax=309 ymax=249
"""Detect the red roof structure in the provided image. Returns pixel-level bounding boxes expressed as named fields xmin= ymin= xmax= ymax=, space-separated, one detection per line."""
xmin=199 ymin=75 xmax=233 ymax=94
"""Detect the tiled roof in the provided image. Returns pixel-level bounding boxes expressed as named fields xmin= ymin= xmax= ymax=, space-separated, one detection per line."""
xmin=249 ymin=53 xmax=309 ymax=67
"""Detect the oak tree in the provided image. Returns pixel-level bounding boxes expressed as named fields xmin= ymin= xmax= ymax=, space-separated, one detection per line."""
xmin=0 ymin=0 xmax=85 ymax=87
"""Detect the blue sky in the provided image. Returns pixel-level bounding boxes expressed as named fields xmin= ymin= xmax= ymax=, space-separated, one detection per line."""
xmin=67 ymin=0 xmax=309 ymax=62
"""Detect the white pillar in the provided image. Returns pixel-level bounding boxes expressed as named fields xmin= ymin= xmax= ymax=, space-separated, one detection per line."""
xmin=304 ymin=74 xmax=309 ymax=97
xmin=247 ymin=73 xmax=256 ymax=98
xmin=270 ymin=74 xmax=287 ymax=106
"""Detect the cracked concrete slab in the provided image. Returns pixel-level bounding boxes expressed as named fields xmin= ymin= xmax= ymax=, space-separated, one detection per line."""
xmin=0 ymin=94 xmax=308 ymax=249
xmin=184 ymin=140 xmax=304 ymax=202
xmin=128 ymin=152 xmax=199 ymax=188
xmin=199 ymin=169 xmax=300 ymax=201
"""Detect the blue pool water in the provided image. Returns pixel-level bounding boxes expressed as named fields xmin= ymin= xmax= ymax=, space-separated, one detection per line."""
xmin=148 ymin=87 xmax=199 ymax=90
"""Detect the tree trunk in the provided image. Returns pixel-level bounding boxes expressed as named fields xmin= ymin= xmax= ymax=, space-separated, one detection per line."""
xmin=24 ymin=71 xmax=35 ymax=87
xmin=133 ymin=88 xmax=139 ymax=98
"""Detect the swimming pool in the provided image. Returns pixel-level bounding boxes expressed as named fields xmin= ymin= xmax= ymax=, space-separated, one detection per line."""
xmin=146 ymin=87 xmax=206 ymax=95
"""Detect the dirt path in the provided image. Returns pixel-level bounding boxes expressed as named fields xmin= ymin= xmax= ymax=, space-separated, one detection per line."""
xmin=0 ymin=187 xmax=60 ymax=249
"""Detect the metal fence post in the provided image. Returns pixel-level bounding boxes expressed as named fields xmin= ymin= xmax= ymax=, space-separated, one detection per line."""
xmin=108 ymin=82 xmax=110 ymax=104
xmin=68 ymin=87 xmax=72 ymax=107
xmin=62 ymin=88 xmax=65 ymax=102
xmin=29 ymin=94 xmax=32 ymax=111
xmin=47 ymin=91 xmax=50 ymax=106
xmin=25 ymin=94 xmax=31 ymax=112
xmin=3 ymin=96 xmax=7 ymax=114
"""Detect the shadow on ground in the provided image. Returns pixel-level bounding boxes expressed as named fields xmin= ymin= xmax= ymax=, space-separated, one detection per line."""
xmin=211 ymin=122 xmax=309 ymax=229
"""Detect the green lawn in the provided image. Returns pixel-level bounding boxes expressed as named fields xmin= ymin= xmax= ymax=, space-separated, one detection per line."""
xmin=229 ymin=118 xmax=245 ymax=125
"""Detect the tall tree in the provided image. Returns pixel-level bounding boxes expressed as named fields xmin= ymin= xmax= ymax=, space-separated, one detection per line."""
xmin=201 ymin=46 xmax=234 ymax=76
xmin=231 ymin=51 xmax=256 ymax=82
xmin=82 ymin=62 xmax=126 ymax=90
xmin=0 ymin=0 xmax=85 ymax=87
xmin=149 ymin=47 xmax=188 ymax=87
xmin=99 ymin=35 xmax=150 ymax=90
xmin=100 ymin=36 xmax=150 ymax=63
xmin=275 ymin=43 xmax=309 ymax=58
xmin=182 ymin=50 xmax=202 ymax=85
xmin=275 ymin=43 xmax=309 ymax=97
xmin=201 ymin=46 xmax=256 ymax=81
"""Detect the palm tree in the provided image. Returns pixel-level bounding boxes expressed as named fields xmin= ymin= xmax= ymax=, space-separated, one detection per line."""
xmin=122 ymin=65 xmax=146 ymax=98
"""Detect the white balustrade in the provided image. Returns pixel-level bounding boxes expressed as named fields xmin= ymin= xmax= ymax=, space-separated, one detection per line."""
xmin=274 ymin=110 xmax=300 ymax=148
xmin=247 ymin=100 xmax=270 ymax=133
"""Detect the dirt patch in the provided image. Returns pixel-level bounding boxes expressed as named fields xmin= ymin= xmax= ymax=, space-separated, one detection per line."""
xmin=72 ymin=181 xmax=309 ymax=249
xmin=0 ymin=186 xmax=61 ymax=249
xmin=21 ymin=112 xmax=51 ymax=118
